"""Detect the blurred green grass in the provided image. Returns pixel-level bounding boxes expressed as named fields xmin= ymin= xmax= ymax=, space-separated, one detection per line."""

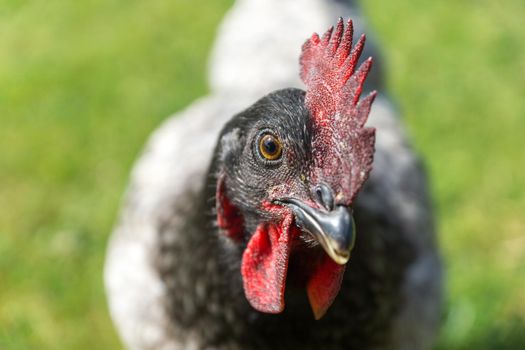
xmin=0 ymin=0 xmax=523 ymax=348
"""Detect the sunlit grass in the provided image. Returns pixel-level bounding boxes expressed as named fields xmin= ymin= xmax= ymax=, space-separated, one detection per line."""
xmin=0 ymin=0 xmax=231 ymax=348
xmin=363 ymin=1 xmax=525 ymax=348
xmin=0 ymin=0 xmax=523 ymax=348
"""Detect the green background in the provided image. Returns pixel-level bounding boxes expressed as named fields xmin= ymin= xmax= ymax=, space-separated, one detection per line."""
xmin=1 ymin=0 xmax=523 ymax=348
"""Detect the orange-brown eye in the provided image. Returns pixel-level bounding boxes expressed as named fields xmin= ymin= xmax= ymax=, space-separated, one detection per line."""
xmin=258 ymin=133 xmax=282 ymax=161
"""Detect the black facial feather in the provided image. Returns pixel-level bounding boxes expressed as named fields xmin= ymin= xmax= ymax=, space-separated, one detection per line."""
xmin=216 ymin=88 xmax=312 ymax=234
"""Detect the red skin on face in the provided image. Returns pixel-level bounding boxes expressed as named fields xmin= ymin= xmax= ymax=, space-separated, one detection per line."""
xmin=216 ymin=175 xmax=245 ymax=242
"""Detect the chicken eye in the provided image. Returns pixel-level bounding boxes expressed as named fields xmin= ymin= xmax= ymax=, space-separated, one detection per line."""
xmin=258 ymin=133 xmax=282 ymax=161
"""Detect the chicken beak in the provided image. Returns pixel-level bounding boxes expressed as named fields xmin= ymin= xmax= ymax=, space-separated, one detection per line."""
xmin=280 ymin=199 xmax=356 ymax=265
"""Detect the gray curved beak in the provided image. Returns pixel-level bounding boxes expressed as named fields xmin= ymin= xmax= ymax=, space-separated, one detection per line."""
xmin=280 ymin=198 xmax=356 ymax=265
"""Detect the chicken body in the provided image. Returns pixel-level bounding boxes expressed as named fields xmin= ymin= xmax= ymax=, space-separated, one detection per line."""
xmin=105 ymin=1 xmax=442 ymax=349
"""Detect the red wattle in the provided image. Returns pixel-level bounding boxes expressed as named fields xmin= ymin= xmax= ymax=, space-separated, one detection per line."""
xmin=307 ymin=253 xmax=346 ymax=319
xmin=241 ymin=214 xmax=294 ymax=313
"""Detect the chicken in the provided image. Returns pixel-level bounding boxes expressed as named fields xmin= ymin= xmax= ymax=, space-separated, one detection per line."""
xmin=104 ymin=1 xmax=442 ymax=349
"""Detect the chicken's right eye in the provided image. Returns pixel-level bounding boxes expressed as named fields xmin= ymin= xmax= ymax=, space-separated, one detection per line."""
xmin=258 ymin=133 xmax=282 ymax=161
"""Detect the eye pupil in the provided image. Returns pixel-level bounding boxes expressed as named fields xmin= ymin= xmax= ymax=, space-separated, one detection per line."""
xmin=258 ymin=133 xmax=282 ymax=161
xmin=263 ymin=137 xmax=277 ymax=154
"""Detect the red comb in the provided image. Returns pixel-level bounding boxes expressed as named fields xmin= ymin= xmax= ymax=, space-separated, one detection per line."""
xmin=300 ymin=18 xmax=376 ymax=202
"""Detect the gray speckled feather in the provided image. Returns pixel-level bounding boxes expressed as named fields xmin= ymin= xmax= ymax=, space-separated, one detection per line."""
xmin=104 ymin=0 xmax=442 ymax=349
